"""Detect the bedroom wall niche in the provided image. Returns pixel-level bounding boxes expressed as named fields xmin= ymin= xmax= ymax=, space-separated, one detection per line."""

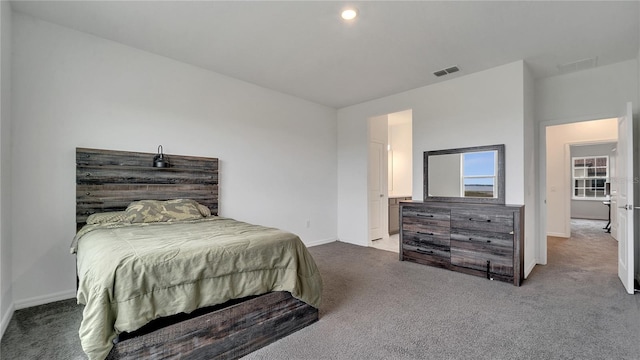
xmin=338 ymin=61 xmax=526 ymax=247
xmin=10 ymin=13 xmax=337 ymax=307
xmin=369 ymin=109 xmax=413 ymax=252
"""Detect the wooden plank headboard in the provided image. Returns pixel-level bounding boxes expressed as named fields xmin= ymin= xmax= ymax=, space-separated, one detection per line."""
xmin=76 ymin=148 xmax=218 ymax=229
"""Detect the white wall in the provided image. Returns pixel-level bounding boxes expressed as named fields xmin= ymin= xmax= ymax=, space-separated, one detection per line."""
xmin=536 ymin=60 xmax=638 ymax=123
xmin=523 ymin=63 xmax=537 ymax=276
xmin=0 ymin=0 xmax=14 ymax=337
xmin=338 ymin=61 xmax=530 ymax=272
xmin=10 ymin=13 xmax=337 ymax=307
xmin=388 ymin=112 xmax=412 ymax=197
xmin=545 ymin=119 xmax=618 ymax=237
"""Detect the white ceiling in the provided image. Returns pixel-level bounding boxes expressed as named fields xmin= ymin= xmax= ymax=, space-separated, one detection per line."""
xmin=10 ymin=1 xmax=640 ymax=108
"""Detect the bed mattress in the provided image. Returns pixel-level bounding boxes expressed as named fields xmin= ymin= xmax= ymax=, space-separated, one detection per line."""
xmin=72 ymin=216 xmax=323 ymax=360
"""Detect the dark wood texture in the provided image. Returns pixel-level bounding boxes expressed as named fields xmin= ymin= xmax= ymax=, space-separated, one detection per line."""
xmin=400 ymin=203 xmax=451 ymax=269
xmin=388 ymin=197 xmax=411 ymax=235
xmin=76 ymin=148 xmax=218 ymax=228
xmin=423 ymin=144 xmax=506 ymax=205
xmin=400 ymin=200 xmax=524 ymax=286
xmin=75 ymin=148 xmax=318 ymax=359
xmin=107 ymin=292 xmax=318 ymax=360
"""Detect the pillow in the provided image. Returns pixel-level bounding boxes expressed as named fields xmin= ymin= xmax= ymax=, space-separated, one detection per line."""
xmin=162 ymin=199 xmax=207 ymax=220
xmin=124 ymin=199 xmax=205 ymax=223
xmin=86 ymin=211 xmax=126 ymax=224
xmin=196 ymin=203 xmax=212 ymax=217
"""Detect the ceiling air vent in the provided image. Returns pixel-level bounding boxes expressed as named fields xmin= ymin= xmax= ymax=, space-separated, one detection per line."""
xmin=557 ymin=57 xmax=598 ymax=74
xmin=433 ymin=65 xmax=460 ymax=77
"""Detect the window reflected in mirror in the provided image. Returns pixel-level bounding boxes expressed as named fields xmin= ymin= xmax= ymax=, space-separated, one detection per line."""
xmin=462 ymin=151 xmax=497 ymax=198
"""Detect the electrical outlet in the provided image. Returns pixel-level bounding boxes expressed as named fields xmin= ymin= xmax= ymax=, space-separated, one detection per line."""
xmin=306 ymin=219 xmax=311 ymax=228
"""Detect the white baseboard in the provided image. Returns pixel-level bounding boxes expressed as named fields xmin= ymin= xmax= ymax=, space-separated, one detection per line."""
xmin=0 ymin=302 xmax=14 ymax=339
xmin=547 ymin=232 xmax=569 ymax=238
xmin=305 ymin=238 xmax=337 ymax=248
xmin=14 ymin=289 xmax=76 ymax=310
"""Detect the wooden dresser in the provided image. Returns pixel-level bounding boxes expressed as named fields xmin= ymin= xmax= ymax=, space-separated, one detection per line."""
xmin=400 ymin=201 xmax=524 ymax=286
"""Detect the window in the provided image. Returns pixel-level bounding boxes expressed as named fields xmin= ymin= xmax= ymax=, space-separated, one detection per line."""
xmin=462 ymin=151 xmax=497 ymax=198
xmin=572 ymin=156 xmax=608 ymax=200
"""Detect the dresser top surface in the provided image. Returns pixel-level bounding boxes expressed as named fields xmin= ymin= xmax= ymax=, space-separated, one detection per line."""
xmin=400 ymin=200 xmax=524 ymax=210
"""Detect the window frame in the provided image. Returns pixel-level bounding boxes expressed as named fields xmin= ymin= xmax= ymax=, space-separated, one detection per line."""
xmin=460 ymin=151 xmax=498 ymax=199
xmin=571 ymin=155 xmax=609 ymax=201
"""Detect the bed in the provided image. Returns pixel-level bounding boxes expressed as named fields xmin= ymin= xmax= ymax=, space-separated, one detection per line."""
xmin=73 ymin=148 xmax=322 ymax=360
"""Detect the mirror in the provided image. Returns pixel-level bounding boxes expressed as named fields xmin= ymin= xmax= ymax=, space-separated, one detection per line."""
xmin=424 ymin=144 xmax=505 ymax=204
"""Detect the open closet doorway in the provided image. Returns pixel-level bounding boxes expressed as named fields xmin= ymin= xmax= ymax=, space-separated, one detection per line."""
xmin=542 ymin=114 xmax=636 ymax=293
xmin=368 ymin=109 xmax=412 ymax=253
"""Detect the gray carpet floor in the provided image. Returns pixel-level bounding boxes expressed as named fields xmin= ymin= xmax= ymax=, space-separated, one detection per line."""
xmin=2 ymin=219 xmax=639 ymax=359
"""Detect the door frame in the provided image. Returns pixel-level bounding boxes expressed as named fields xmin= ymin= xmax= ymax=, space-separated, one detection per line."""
xmin=564 ymin=140 xmax=618 ymax=236
xmin=537 ymin=112 xmax=621 ymax=265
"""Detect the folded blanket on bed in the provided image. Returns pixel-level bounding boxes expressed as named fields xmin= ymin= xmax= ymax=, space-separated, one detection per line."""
xmin=72 ymin=216 xmax=323 ymax=360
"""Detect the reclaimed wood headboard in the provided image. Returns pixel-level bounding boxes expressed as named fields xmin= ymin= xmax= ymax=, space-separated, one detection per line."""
xmin=76 ymin=148 xmax=218 ymax=229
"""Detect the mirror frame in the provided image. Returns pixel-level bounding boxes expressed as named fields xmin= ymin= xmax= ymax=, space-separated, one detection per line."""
xmin=423 ymin=144 xmax=505 ymax=204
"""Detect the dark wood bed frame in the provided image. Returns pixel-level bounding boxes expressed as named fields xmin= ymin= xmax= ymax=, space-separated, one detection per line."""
xmin=75 ymin=147 xmax=318 ymax=359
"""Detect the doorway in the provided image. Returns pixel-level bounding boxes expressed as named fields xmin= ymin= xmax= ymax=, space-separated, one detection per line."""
xmin=544 ymin=118 xmax=617 ymax=252
xmin=368 ymin=109 xmax=412 ymax=252
xmin=544 ymin=118 xmax=618 ymax=242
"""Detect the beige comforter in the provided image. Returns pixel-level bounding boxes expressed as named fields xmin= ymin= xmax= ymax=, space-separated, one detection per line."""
xmin=72 ymin=217 xmax=323 ymax=360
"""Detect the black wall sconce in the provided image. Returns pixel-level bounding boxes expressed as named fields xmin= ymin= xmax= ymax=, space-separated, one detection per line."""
xmin=153 ymin=145 xmax=169 ymax=168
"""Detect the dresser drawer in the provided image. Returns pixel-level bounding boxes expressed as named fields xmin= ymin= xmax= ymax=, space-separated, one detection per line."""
xmin=450 ymin=240 xmax=514 ymax=277
xmin=404 ymin=225 xmax=450 ymax=238
xmin=403 ymin=229 xmax=450 ymax=251
xmin=402 ymin=206 xmax=450 ymax=229
xmin=450 ymin=228 xmax=513 ymax=251
xmin=402 ymin=241 xmax=450 ymax=257
xmin=402 ymin=246 xmax=450 ymax=269
xmin=450 ymin=209 xmax=513 ymax=233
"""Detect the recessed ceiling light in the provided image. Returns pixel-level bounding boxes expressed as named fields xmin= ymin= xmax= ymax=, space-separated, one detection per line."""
xmin=341 ymin=8 xmax=358 ymax=20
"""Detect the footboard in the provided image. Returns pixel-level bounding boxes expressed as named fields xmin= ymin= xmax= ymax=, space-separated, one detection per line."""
xmin=107 ymin=292 xmax=319 ymax=360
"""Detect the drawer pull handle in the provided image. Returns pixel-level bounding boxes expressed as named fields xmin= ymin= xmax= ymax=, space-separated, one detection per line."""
xmin=417 ymin=214 xmax=434 ymax=218
xmin=418 ymin=231 xmax=435 ymax=236
xmin=486 ymin=260 xmax=493 ymax=280
xmin=415 ymin=248 xmax=433 ymax=255
xmin=486 ymin=240 xmax=491 ymax=243
xmin=468 ymin=237 xmax=491 ymax=243
xmin=469 ymin=218 xmax=490 ymax=222
xmin=509 ymin=231 xmax=514 ymax=235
